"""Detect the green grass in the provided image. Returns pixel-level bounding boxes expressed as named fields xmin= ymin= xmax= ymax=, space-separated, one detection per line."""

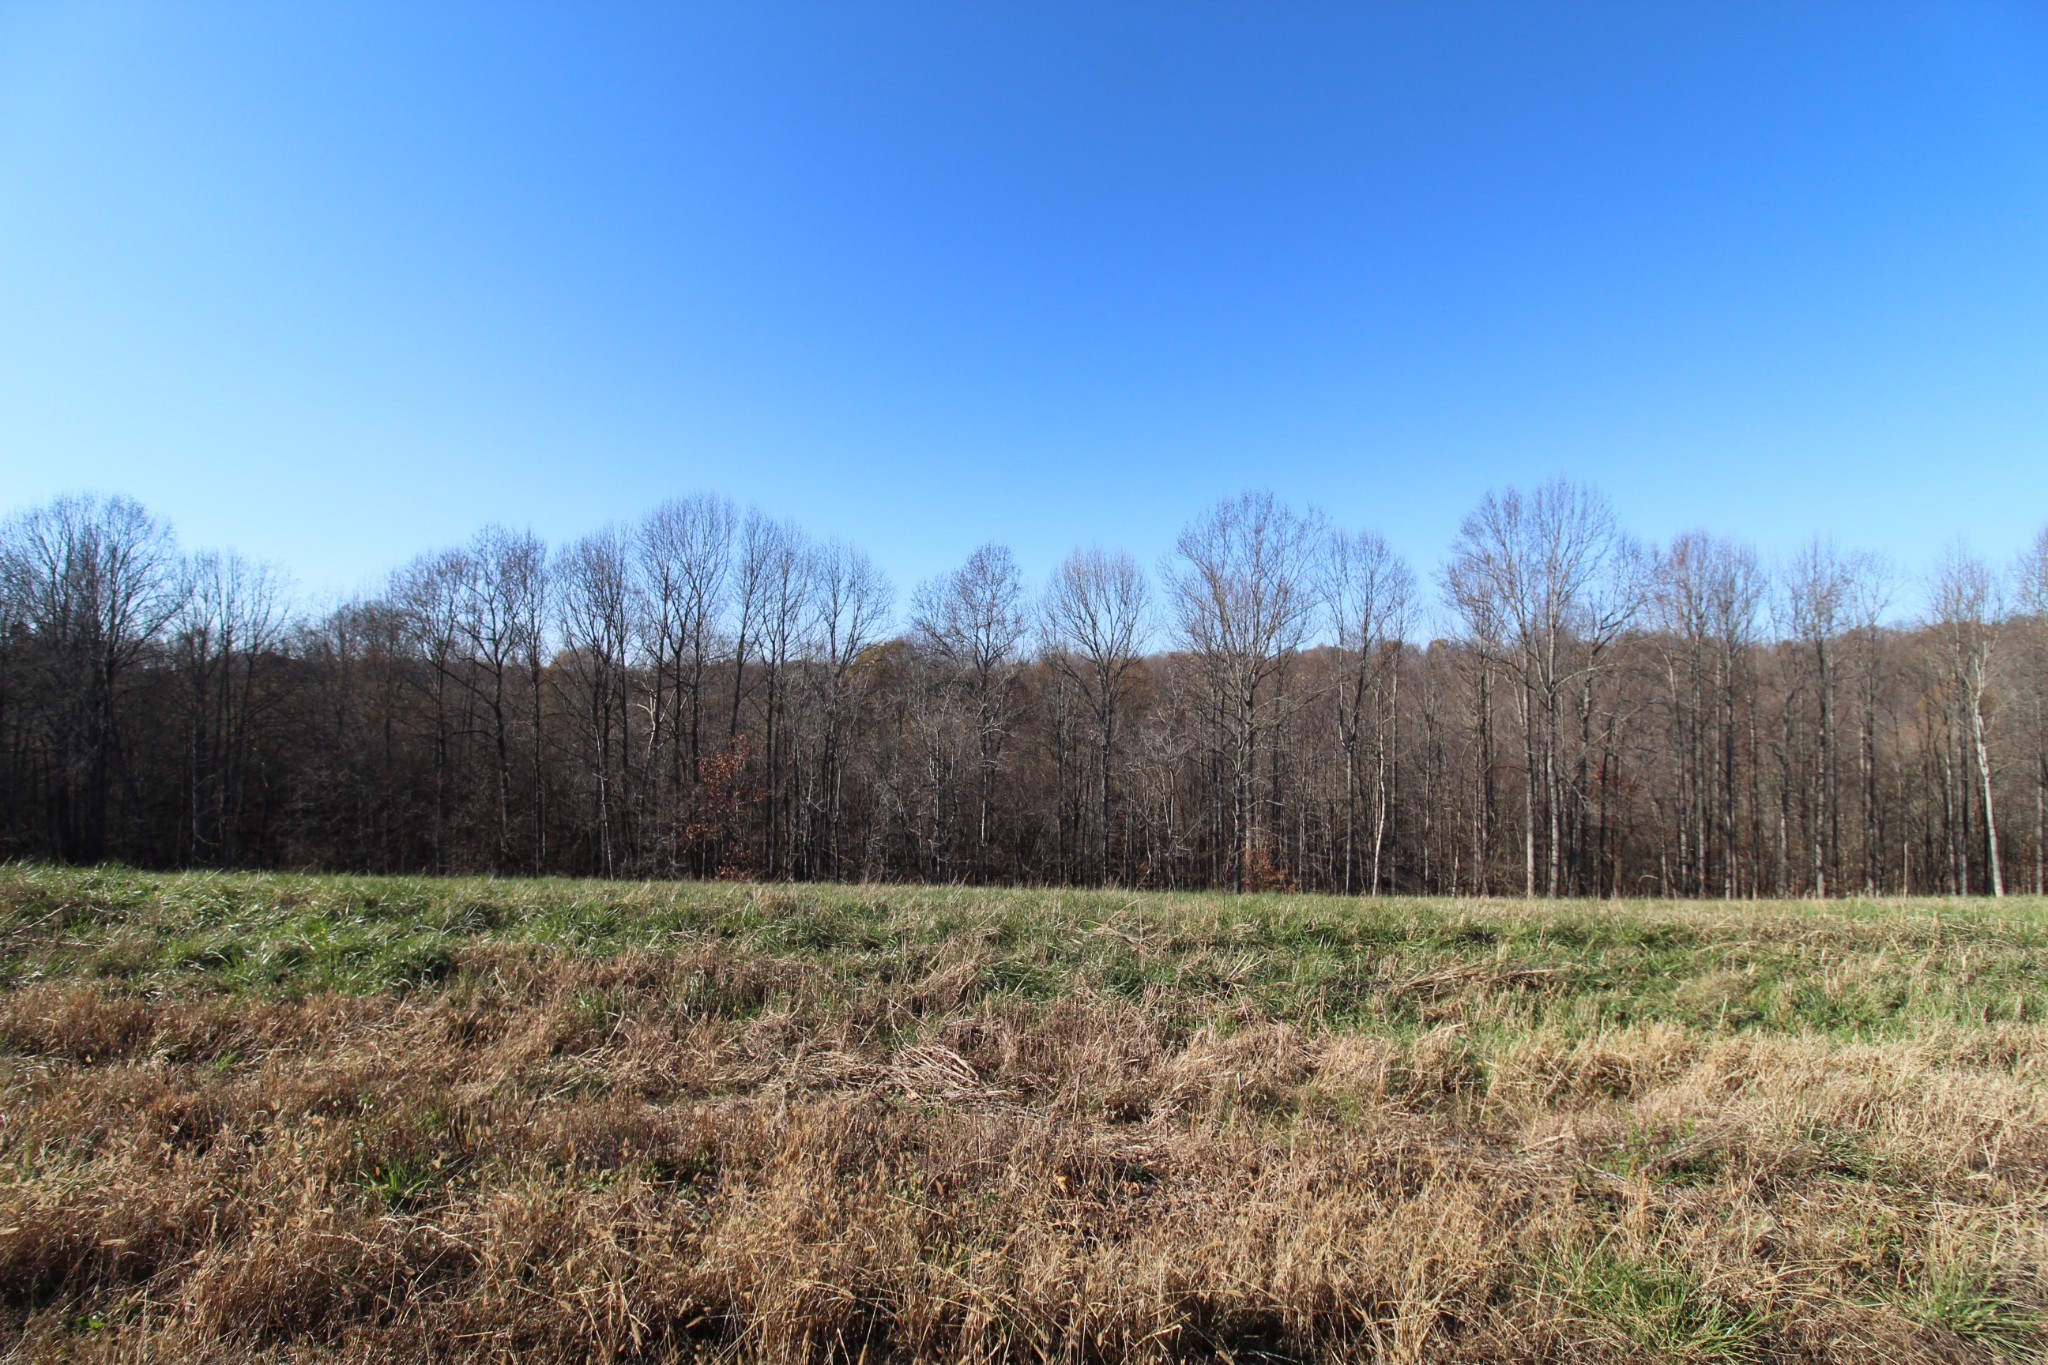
xmin=1563 ymin=1247 xmax=1769 ymax=1362
xmin=4 ymin=863 xmax=2046 ymax=1042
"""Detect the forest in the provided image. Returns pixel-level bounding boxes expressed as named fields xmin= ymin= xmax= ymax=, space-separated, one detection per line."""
xmin=2 ymin=482 xmax=2044 ymax=898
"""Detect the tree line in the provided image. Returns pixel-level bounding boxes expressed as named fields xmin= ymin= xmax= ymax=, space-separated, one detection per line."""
xmin=3 ymin=483 xmax=2045 ymax=897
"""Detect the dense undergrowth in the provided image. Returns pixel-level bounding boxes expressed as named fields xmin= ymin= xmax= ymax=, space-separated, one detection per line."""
xmin=2 ymin=866 xmax=2045 ymax=1361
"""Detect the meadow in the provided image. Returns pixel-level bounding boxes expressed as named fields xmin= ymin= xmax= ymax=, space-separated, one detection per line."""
xmin=2 ymin=866 xmax=2045 ymax=1362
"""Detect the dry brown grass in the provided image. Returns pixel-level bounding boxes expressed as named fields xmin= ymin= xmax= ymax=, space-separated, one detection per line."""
xmin=2 ymin=877 xmax=2047 ymax=1362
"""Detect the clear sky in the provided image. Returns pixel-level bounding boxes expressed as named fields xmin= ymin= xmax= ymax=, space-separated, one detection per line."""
xmin=2 ymin=1 xmax=2045 ymax=619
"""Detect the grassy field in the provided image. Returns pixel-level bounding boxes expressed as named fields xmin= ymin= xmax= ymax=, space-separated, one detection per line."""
xmin=2 ymin=868 xmax=2046 ymax=1362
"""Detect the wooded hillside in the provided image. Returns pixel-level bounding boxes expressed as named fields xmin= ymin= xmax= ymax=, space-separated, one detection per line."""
xmin=4 ymin=484 xmax=2044 ymax=897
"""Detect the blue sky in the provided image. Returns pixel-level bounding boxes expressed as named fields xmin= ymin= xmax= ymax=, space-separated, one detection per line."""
xmin=2 ymin=1 xmax=2044 ymax=618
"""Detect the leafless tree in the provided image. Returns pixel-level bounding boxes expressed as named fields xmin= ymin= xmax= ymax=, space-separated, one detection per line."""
xmin=913 ymin=548 xmax=1024 ymax=888
xmin=1779 ymin=542 xmax=1883 ymax=895
xmin=392 ymin=548 xmax=471 ymax=872
xmin=1652 ymin=534 xmax=1765 ymax=895
xmin=506 ymin=535 xmax=552 ymax=875
xmin=802 ymin=539 xmax=890 ymax=878
xmin=2018 ymin=526 xmax=2048 ymax=894
xmin=1320 ymin=527 xmax=1413 ymax=893
xmin=912 ymin=544 xmax=1028 ymax=882
xmin=556 ymin=528 xmax=637 ymax=877
xmin=1930 ymin=544 xmax=2004 ymax=897
xmin=1843 ymin=555 xmax=1896 ymax=893
xmin=639 ymin=496 xmax=736 ymax=867
xmin=0 ymin=495 xmax=183 ymax=860
xmin=174 ymin=551 xmax=286 ymax=866
xmin=738 ymin=512 xmax=809 ymax=875
xmin=458 ymin=525 xmax=547 ymax=871
xmin=1169 ymin=493 xmax=1320 ymax=891
xmin=1445 ymin=481 xmax=1642 ymax=896
xmin=1042 ymin=546 xmax=1151 ymax=885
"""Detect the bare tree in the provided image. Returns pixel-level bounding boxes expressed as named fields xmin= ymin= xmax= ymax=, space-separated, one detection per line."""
xmin=1042 ymin=546 xmax=1151 ymax=885
xmin=0 ymin=495 xmax=183 ymax=860
xmin=802 ymin=539 xmax=890 ymax=879
xmin=1445 ymin=481 xmax=1642 ymax=896
xmin=1652 ymin=534 xmax=1765 ymax=896
xmin=1169 ymin=493 xmax=1320 ymax=891
xmin=2019 ymin=526 xmax=2048 ymax=894
xmin=507 ymin=536 xmax=552 ymax=875
xmin=740 ymin=514 xmax=809 ymax=876
xmin=174 ymin=551 xmax=287 ymax=866
xmin=1930 ymin=544 xmax=2004 ymax=897
xmin=1320 ymin=527 xmax=1413 ymax=894
xmin=639 ymin=496 xmax=737 ymax=867
xmin=726 ymin=508 xmax=771 ymax=748
xmin=459 ymin=526 xmax=547 ymax=871
xmin=1779 ymin=542 xmax=1886 ymax=896
xmin=1844 ymin=555 xmax=1896 ymax=893
xmin=556 ymin=528 xmax=638 ymax=877
xmin=913 ymin=544 xmax=1028 ymax=882
xmin=392 ymin=548 xmax=472 ymax=872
